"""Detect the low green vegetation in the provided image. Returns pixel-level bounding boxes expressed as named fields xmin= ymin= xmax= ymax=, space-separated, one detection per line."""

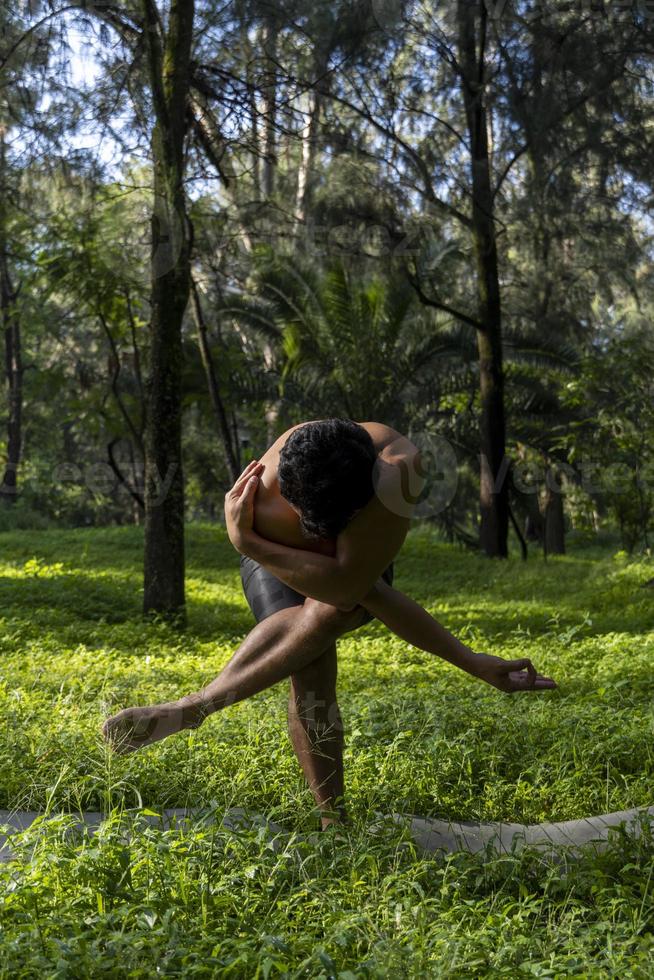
xmin=1 ymin=525 xmax=653 ymax=977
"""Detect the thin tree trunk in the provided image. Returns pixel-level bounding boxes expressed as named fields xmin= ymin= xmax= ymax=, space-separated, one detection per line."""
xmin=294 ymin=90 xmax=320 ymax=224
xmin=190 ymin=275 xmax=241 ymax=483
xmin=98 ymin=313 xmax=144 ymax=453
xmin=508 ymin=502 xmax=528 ymax=560
xmin=230 ymin=409 xmax=241 ymax=465
xmin=542 ymin=467 xmax=566 ymax=555
xmin=141 ymin=0 xmax=195 ymax=619
xmin=457 ymin=0 xmax=508 ymax=557
xmin=125 ymin=287 xmax=146 ymax=441
xmin=108 ymin=437 xmax=144 ymax=513
xmin=261 ymin=17 xmax=278 ymax=198
xmin=128 ymin=438 xmax=142 ymax=524
xmin=0 ymin=263 xmax=21 ymax=503
xmin=244 ymin=28 xmax=262 ymax=200
xmin=295 ymin=55 xmax=326 ymax=225
xmin=262 ymin=340 xmax=279 ymax=445
xmin=0 ymin=133 xmax=22 ymax=503
xmin=523 ymin=490 xmax=544 ymax=543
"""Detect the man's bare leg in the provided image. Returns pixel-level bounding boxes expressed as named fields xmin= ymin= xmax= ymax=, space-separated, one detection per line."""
xmin=288 ymin=642 xmax=347 ymax=830
xmin=103 ymin=599 xmax=363 ymax=753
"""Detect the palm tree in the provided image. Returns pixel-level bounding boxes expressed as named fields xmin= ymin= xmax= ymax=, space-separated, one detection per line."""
xmin=221 ymin=251 xmax=468 ymax=427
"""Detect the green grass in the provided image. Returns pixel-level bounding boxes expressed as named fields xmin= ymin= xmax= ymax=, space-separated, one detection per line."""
xmin=1 ymin=524 xmax=653 ymax=977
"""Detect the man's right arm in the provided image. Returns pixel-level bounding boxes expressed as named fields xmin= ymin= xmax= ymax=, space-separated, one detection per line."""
xmin=360 ymin=580 xmax=557 ymax=693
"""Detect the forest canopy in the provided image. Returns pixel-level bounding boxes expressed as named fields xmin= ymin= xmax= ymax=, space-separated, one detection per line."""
xmin=1 ymin=0 xmax=653 ymax=612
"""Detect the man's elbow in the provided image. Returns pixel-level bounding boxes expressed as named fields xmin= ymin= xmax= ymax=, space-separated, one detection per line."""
xmin=329 ymin=583 xmax=363 ymax=613
xmin=333 ymin=582 xmax=373 ymax=613
xmin=332 ymin=561 xmax=377 ymax=612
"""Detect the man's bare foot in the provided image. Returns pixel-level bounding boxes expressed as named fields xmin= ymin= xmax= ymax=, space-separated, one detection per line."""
xmin=102 ymin=698 xmax=203 ymax=754
xmin=320 ymin=807 xmax=348 ymax=831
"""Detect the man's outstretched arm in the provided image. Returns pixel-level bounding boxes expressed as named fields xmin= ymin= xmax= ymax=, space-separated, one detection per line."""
xmin=359 ymin=579 xmax=557 ymax=693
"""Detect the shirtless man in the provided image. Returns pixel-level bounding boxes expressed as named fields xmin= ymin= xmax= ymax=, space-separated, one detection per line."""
xmin=104 ymin=419 xmax=556 ymax=828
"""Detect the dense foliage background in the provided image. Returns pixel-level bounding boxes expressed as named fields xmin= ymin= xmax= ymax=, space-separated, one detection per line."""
xmin=1 ymin=1 xmax=653 ymax=575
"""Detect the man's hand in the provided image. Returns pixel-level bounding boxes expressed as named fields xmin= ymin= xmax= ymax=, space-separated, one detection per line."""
xmin=224 ymin=460 xmax=264 ymax=553
xmin=469 ymin=652 xmax=557 ymax=694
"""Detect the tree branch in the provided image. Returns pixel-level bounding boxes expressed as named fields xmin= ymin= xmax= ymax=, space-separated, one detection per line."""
xmin=108 ymin=437 xmax=144 ymax=510
xmin=407 ymin=271 xmax=484 ymax=332
xmin=98 ymin=312 xmax=144 ymax=453
xmin=140 ymin=0 xmax=168 ymax=131
xmin=188 ymin=97 xmax=231 ymax=185
xmin=324 ymin=84 xmax=473 ymax=230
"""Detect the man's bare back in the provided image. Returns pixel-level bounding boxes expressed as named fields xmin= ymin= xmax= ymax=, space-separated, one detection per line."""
xmin=252 ymin=420 xmax=415 ymax=558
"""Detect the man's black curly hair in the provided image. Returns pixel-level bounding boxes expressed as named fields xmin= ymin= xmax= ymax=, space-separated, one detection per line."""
xmin=278 ymin=419 xmax=377 ymax=539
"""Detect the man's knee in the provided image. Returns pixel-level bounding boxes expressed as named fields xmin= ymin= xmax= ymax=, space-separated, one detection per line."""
xmin=303 ymin=597 xmax=367 ymax=635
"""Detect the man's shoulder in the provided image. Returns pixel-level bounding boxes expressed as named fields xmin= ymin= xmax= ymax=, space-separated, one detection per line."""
xmin=359 ymin=422 xmax=419 ymax=461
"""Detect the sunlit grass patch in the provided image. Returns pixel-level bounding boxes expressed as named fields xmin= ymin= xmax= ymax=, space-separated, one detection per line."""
xmin=0 ymin=524 xmax=653 ymax=975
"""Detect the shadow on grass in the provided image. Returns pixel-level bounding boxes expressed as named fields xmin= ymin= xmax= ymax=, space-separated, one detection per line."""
xmin=0 ymin=571 xmax=252 ymax=639
xmin=0 ymin=572 xmax=141 ymax=624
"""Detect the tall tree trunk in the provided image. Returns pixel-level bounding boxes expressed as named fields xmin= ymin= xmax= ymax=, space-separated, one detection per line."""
xmin=141 ymin=0 xmax=195 ymax=619
xmin=294 ymin=88 xmax=321 ymax=224
xmin=457 ymin=0 xmax=508 ymax=557
xmin=261 ymin=16 xmax=278 ymax=199
xmin=295 ymin=53 xmax=326 ymax=226
xmin=244 ymin=27 xmax=262 ymax=201
xmin=542 ymin=467 xmax=566 ymax=555
xmin=523 ymin=490 xmax=544 ymax=543
xmin=0 ymin=132 xmax=22 ymax=503
xmin=190 ymin=276 xmax=241 ymax=483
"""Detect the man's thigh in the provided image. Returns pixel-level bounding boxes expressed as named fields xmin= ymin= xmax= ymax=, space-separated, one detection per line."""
xmin=240 ymin=555 xmax=394 ymax=633
xmin=240 ymin=555 xmax=305 ymax=624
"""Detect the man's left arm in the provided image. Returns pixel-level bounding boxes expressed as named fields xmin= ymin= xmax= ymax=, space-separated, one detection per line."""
xmin=247 ymin=494 xmax=410 ymax=610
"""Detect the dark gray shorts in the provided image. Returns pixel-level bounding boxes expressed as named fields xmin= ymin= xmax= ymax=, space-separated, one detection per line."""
xmin=240 ymin=554 xmax=394 ymax=626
